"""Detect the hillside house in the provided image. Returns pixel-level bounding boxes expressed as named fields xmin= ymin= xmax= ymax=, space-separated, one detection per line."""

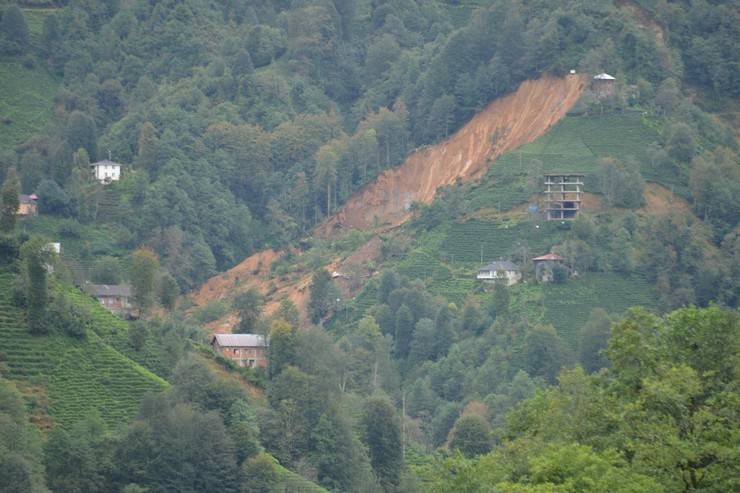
xmin=593 ymin=73 xmax=615 ymax=98
xmin=477 ymin=260 xmax=521 ymax=286
xmin=533 ymin=253 xmax=565 ymax=283
xmin=86 ymin=283 xmax=133 ymax=317
xmin=17 ymin=194 xmax=38 ymax=216
xmin=91 ymin=159 xmax=122 ymax=183
xmin=211 ymin=333 xmax=268 ymax=368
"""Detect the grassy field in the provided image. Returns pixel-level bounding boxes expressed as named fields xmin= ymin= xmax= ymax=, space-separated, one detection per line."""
xmin=60 ymin=282 xmax=173 ymax=378
xmin=439 ymin=218 xmax=566 ymax=265
xmin=0 ymin=4 xmax=59 ymax=150
xmin=0 ymin=271 xmax=168 ymax=429
xmin=539 ymin=272 xmax=658 ymax=349
xmin=0 ymin=59 xmax=57 ymax=151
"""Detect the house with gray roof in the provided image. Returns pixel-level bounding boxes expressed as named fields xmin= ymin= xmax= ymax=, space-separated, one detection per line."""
xmin=476 ymin=260 xmax=521 ymax=286
xmin=211 ymin=333 xmax=268 ymax=368
xmin=85 ymin=283 xmax=133 ymax=317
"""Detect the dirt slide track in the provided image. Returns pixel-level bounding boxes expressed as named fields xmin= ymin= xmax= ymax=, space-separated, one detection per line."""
xmin=193 ymin=75 xmax=585 ymax=326
xmin=321 ymin=74 xmax=586 ymax=232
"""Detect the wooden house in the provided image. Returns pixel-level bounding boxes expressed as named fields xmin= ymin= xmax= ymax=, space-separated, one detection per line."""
xmin=532 ymin=253 xmax=565 ymax=283
xmin=17 ymin=194 xmax=38 ymax=216
xmin=86 ymin=283 xmax=133 ymax=317
xmin=211 ymin=333 xmax=268 ymax=368
xmin=592 ymin=73 xmax=616 ymax=98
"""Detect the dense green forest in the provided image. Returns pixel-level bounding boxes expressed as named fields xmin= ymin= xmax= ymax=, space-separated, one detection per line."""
xmin=0 ymin=0 xmax=738 ymax=492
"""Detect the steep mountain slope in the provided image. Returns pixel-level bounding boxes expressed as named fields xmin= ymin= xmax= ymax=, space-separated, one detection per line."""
xmin=321 ymin=74 xmax=585 ymax=232
xmin=0 ymin=271 xmax=168 ymax=429
xmin=193 ymin=74 xmax=585 ymax=327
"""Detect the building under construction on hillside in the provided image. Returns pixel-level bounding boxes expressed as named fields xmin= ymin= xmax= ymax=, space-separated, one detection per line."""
xmin=544 ymin=173 xmax=584 ymax=220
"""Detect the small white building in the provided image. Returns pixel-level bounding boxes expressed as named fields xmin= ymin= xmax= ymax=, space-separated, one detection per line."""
xmin=476 ymin=260 xmax=521 ymax=286
xmin=91 ymin=159 xmax=122 ymax=183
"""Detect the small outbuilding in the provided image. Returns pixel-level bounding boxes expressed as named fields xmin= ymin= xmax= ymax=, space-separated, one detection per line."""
xmin=86 ymin=283 xmax=133 ymax=317
xmin=17 ymin=194 xmax=38 ymax=216
xmin=91 ymin=159 xmax=123 ymax=183
xmin=532 ymin=253 xmax=565 ymax=283
xmin=477 ymin=260 xmax=521 ymax=286
xmin=592 ymin=73 xmax=616 ymax=98
xmin=211 ymin=333 xmax=268 ymax=368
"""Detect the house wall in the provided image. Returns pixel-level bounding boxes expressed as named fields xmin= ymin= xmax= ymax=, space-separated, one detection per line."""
xmin=94 ymin=165 xmax=121 ymax=183
xmin=213 ymin=342 xmax=268 ymax=368
xmin=593 ymin=80 xmax=614 ymax=98
xmin=535 ymin=261 xmax=562 ymax=282
xmin=96 ymin=295 xmax=131 ymax=316
xmin=477 ymin=270 xmax=522 ymax=286
xmin=17 ymin=203 xmax=37 ymax=216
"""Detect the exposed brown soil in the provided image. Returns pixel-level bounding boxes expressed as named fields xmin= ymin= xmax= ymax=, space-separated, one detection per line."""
xmin=319 ymin=74 xmax=586 ymax=233
xmin=192 ymin=75 xmax=586 ymax=331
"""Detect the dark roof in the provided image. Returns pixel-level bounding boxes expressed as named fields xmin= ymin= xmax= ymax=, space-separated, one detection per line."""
xmin=90 ymin=159 xmax=123 ymax=168
xmin=19 ymin=194 xmax=37 ymax=204
xmin=532 ymin=253 xmax=564 ymax=262
xmin=479 ymin=260 xmax=519 ymax=272
xmin=212 ymin=334 xmax=267 ymax=348
xmin=86 ymin=284 xmax=132 ymax=297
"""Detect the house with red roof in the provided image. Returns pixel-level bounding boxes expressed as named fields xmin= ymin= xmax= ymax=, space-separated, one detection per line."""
xmin=533 ymin=253 xmax=565 ymax=283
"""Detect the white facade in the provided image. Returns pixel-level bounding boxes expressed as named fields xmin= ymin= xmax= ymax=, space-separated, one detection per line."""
xmin=476 ymin=261 xmax=522 ymax=286
xmin=91 ymin=160 xmax=122 ymax=183
xmin=476 ymin=269 xmax=522 ymax=286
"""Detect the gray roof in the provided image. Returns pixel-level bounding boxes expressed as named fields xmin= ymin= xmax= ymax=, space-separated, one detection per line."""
xmin=90 ymin=159 xmax=123 ymax=168
xmin=18 ymin=194 xmax=36 ymax=204
xmin=593 ymin=73 xmax=615 ymax=80
xmin=212 ymin=333 xmax=267 ymax=348
xmin=479 ymin=260 xmax=519 ymax=272
xmin=86 ymin=284 xmax=132 ymax=297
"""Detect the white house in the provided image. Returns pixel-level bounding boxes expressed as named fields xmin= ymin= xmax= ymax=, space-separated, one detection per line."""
xmin=476 ymin=260 xmax=521 ymax=286
xmin=91 ymin=159 xmax=122 ymax=183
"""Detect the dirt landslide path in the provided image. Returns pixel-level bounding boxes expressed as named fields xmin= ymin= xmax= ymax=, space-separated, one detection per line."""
xmin=193 ymin=74 xmax=585 ymax=329
xmin=320 ymin=74 xmax=585 ymax=232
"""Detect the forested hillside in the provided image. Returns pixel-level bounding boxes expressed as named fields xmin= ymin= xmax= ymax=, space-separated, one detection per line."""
xmin=0 ymin=0 xmax=738 ymax=492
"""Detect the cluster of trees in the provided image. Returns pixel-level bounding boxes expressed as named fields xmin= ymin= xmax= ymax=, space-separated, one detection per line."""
xmin=2 ymin=0 xmax=734 ymax=290
xmin=424 ymin=305 xmax=740 ymax=492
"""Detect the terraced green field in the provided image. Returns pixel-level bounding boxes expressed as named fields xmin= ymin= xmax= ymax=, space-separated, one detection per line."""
xmin=60 ymin=283 xmax=172 ymax=378
xmin=467 ymin=111 xmax=686 ymax=213
xmin=0 ymin=271 xmax=168 ymax=429
xmin=0 ymin=59 xmax=58 ymax=150
xmin=439 ymin=219 xmax=565 ymax=265
xmin=540 ymin=273 xmax=658 ymax=349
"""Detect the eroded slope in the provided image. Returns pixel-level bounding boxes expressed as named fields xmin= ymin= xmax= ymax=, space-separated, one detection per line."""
xmin=321 ymin=74 xmax=585 ymax=231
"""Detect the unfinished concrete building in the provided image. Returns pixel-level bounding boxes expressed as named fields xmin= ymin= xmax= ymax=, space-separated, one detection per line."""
xmin=544 ymin=173 xmax=584 ymax=220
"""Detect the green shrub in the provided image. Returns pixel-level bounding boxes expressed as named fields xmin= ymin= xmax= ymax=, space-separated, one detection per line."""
xmin=192 ymin=300 xmax=228 ymax=324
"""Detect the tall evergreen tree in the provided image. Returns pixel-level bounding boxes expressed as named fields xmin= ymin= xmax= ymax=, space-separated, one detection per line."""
xmin=130 ymin=248 xmax=159 ymax=315
xmin=362 ymin=396 xmax=401 ymax=491
xmin=0 ymin=167 xmax=20 ymax=233
xmin=20 ymin=237 xmax=48 ymax=335
xmin=308 ymin=269 xmax=335 ymax=324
